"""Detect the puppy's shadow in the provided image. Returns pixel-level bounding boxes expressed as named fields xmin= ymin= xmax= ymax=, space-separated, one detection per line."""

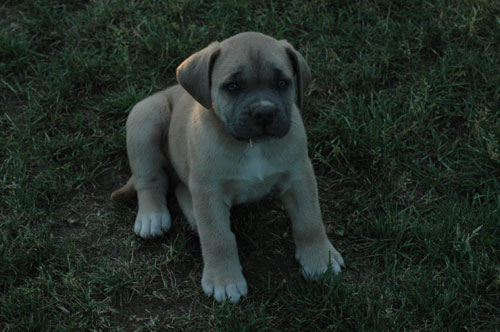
xmin=229 ymin=193 xmax=297 ymax=284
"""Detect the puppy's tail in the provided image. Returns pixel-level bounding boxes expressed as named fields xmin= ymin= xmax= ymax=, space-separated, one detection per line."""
xmin=111 ymin=176 xmax=136 ymax=202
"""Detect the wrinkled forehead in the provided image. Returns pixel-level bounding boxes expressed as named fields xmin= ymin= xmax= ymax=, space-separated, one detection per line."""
xmin=212 ymin=41 xmax=294 ymax=83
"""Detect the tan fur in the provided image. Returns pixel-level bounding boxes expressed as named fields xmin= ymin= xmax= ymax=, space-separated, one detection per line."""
xmin=111 ymin=32 xmax=344 ymax=303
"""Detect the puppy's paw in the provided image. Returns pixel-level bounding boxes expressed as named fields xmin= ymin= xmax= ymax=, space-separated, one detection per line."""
xmin=201 ymin=264 xmax=248 ymax=303
xmin=134 ymin=210 xmax=171 ymax=239
xmin=296 ymin=240 xmax=344 ymax=279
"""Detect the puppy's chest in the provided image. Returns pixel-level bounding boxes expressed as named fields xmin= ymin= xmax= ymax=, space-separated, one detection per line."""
xmin=223 ymin=146 xmax=284 ymax=205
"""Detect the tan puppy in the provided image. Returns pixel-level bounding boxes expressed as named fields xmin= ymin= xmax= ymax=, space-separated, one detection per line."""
xmin=111 ymin=32 xmax=344 ymax=303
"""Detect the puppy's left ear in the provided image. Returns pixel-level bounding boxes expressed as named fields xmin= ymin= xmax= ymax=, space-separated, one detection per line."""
xmin=281 ymin=41 xmax=312 ymax=109
xmin=176 ymin=42 xmax=221 ymax=109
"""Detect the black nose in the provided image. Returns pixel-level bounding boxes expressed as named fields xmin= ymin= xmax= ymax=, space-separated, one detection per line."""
xmin=251 ymin=105 xmax=277 ymax=125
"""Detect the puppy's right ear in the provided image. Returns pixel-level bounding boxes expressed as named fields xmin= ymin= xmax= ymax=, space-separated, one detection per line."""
xmin=176 ymin=42 xmax=221 ymax=110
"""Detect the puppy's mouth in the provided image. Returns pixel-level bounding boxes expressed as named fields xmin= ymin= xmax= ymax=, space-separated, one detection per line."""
xmin=227 ymin=116 xmax=291 ymax=143
xmin=230 ymin=124 xmax=289 ymax=143
xmin=232 ymin=133 xmax=277 ymax=143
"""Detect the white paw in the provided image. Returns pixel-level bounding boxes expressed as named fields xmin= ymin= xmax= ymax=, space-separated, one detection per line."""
xmin=296 ymin=241 xmax=344 ymax=279
xmin=134 ymin=210 xmax=171 ymax=239
xmin=202 ymin=266 xmax=248 ymax=303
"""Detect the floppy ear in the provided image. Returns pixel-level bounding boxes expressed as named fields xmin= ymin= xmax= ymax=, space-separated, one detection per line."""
xmin=176 ymin=42 xmax=221 ymax=109
xmin=282 ymin=41 xmax=312 ymax=109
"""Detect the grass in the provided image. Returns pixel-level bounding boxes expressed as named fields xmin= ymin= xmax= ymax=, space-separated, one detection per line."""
xmin=1 ymin=0 xmax=499 ymax=330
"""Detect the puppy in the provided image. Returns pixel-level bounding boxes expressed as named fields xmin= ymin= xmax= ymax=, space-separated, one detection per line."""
xmin=111 ymin=32 xmax=344 ymax=303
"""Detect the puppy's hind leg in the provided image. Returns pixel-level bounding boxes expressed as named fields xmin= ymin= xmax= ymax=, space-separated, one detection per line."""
xmin=111 ymin=175 xmax=136 ymax=202
xmin=122 ymin=92 xmax=172 ymax=239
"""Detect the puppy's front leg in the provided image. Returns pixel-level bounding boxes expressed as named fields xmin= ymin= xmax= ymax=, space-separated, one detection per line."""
xmin=191 ymin=185 xmax=247 ymax=303
xmin=281 ymin=160 xmax=344 ymax=277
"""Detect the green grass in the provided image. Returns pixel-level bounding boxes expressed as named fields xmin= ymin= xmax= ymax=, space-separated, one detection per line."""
xmin=1 ymin=0 xmax=499 ymax=330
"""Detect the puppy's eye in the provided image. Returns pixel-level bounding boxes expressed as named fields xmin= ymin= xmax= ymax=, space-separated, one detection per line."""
xmin=278 ymin=80 xmax=287 ymax=88
xmin=225 ymin=83 xmax=239 ymax=91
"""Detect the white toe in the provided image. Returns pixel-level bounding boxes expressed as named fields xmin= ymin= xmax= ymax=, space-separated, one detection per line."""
xmin=336 ymin=253 xmax=345 ymax=267
xmin=202 ymin=281 xmax=214 ymax=296
xmin=236 ymin=280 xmax=248 ymax=296
xmin=213 ymin=286 xmax=226 ymax=303
xmin=160 ymin=213 xmax=171 ymax=231
xmin=134 ymin=218 xmax=142 ymax=235
xmin=139 ymin=218 xmax=151 ymax=238
xmin=225 ymin=284 xmax=241 ymax=303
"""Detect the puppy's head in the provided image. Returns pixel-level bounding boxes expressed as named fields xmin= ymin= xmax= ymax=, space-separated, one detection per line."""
xmin=176 ymin=32 xmax=311 ymax=142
